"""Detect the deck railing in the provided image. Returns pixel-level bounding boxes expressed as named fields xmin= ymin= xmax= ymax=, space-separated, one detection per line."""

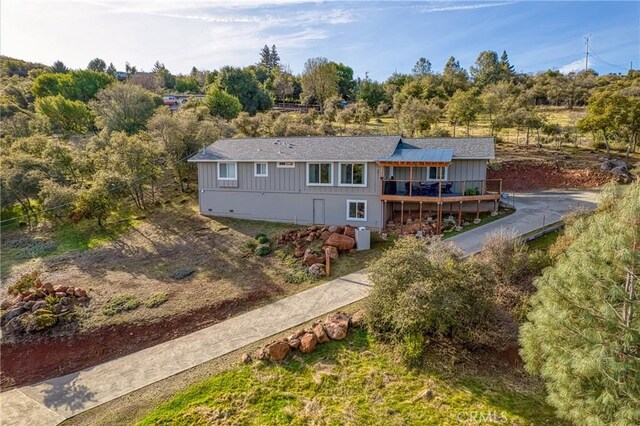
xmin=381 ymin=179 xmax=502 ymax=198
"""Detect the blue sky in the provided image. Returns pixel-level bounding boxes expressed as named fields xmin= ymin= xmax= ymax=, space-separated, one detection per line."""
xmin=2 ymin=1 xmax=638 ymax=80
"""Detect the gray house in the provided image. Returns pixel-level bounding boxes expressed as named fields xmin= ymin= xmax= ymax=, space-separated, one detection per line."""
xmin=189 ymin=136 xmax=501 ymax=232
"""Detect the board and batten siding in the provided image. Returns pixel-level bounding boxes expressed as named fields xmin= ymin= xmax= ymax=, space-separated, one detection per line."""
xmin=391 ymin=160 xmax=487 ymax=182
xmin=198 ymin=162 xmax=382 ymax=195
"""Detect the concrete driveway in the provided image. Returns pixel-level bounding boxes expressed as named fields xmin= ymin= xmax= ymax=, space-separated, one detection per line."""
xmin=0 ymin=190 xmax=599 ymax=426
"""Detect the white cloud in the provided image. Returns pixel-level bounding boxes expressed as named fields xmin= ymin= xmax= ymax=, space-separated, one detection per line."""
xmin=558 ymin=58 xmax=586 ymax=74
xmin=421 ymin=2 xmax=512 ymax=14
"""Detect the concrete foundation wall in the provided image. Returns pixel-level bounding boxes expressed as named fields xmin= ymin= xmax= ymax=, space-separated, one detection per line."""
xmin=199 ymin=190 xmax=384 ymax=229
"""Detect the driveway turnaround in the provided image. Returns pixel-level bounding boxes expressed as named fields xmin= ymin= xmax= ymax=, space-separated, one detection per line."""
xmin=0 ymin=190 xmax=599 ymax=426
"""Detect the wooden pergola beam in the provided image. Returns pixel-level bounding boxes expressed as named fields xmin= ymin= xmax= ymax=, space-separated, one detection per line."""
xmin=376 ymin=161 xmax=452 ymax=167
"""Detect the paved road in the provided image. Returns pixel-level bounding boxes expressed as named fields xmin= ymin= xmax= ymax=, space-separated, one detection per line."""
xmin=0 ymin=190 xmax=599 ymax=426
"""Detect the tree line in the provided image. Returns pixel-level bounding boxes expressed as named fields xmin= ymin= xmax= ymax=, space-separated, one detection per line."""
xmin=1 ymin=48 xmax=639 ymax=227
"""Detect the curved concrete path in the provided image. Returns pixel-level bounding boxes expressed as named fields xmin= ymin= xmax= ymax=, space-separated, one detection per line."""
xmin=0 ymin=190 xmax=599 ymax=426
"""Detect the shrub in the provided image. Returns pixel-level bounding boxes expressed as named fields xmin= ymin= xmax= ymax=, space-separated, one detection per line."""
xmin=244 ymin=239 xmax=258 ymax=251
xmin=366 ymin=237 xmax=493 ymax=348
xmin=146 ymin=292 xmax=168 ymax=308
xmin=254 ymin=232 xmax=267 ymax=241
xmin=26 ymin=312 xmax=58 ymax=332
xmin=9 ymin=271 xmax=42 ymax=294
xmin=254 ymin=244 xmax=272 ymax=256
xmin=103 ymin=294 xmax=140 ymax=316
xmin=284 ymin=268 xmax=312 ymax=284
xmin=256 ymin=235 xmax=269 ymax=244
xmin=171 ymin=268 xmax=195 ymax=280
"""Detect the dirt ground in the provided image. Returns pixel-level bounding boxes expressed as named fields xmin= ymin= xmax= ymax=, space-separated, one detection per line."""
xmin=490 ymin=143 xmax=637 ymax=191
xmin=0 ymin=201 xmax=385 ymax=389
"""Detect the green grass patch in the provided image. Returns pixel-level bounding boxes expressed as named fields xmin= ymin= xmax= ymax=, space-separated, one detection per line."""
xmin=1 ymin=211 xmax=137 ymax=274
xmin=103 ymin=294 xmax=140 ymax=316
xmin=526 ymin=230 xmax=561 ymax=252
xmin=138 ymin=328 xmax=560 ymax=425
xmin=145 ymin=292 xmax=168 ymax=308
xmin=442 ymin=208 xmax=514 ymax=239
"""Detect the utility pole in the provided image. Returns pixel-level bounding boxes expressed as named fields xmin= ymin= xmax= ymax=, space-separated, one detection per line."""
xmin=584 ymin=35 xmax=590 ymax=71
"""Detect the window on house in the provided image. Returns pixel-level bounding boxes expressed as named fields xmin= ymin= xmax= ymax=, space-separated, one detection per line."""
xmin=277 ymin=162 xmax=295 ymax=168
xmin=346 ymin=200 xmax=367 ymax=221
xmin=428 ymin=167 xmax=448 ymax=180
xmin=339 ymin=163 xmax=366 ymax=186
xmin=254 ymin=162 xmax=268 ymax=177
xmin=218 ymin=162 xmax=237 ymax=180
xmin=307 ymin=163 xmax=333 ymax=185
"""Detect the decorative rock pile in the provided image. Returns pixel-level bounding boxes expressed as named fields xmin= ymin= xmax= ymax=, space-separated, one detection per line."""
xmin=1 ymin=277 xmax=89 ymax=334
xmin=601 ymin=158 xmax=634 ymax=183
xmin=278 ymin=225 xmax=358 ymax=277
xmin=250 ymin=310 xmax=365 ymax=363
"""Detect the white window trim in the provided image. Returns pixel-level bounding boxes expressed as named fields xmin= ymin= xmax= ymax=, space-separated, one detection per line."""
xmin=254 ymin=162 xmax=268 ymax=177
xmin=346 ymin=199 xmax=367 ymax=222
xmin=276 ymin=162 xmax=295 ymax=168
xmin=338 ymin=162 xmax=368 ymax=187
xmin=217 ymin=162 xmax=237 ymax=181
xmin=306 ymin=162 xmax=334 ymax=186
xmin=426 ymin=166 xmax=449 ymax=181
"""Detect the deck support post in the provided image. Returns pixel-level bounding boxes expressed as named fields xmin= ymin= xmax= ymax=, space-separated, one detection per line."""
xmin=457 ymin=201 xmax=463 ymax=226
xmin=419 ymin=202 xmax=423 ymax=228
xmin=409 ymin=166 xmax=413 ymax=197
xmin=400 ymin=201 xmax=404 ymax=233
xmin=476 ymin=200 xmax=481 ymax=220
xmin=437 ymin=201 xmax=443 ymax=235
xmin=493 ymin=199 xmax=498 ymax=213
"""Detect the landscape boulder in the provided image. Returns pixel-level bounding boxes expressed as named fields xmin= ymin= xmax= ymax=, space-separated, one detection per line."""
xmin=327 ymin=225 xmax=343 ymax=234
xmin=31 ymin=300 xmax=47 ymax=312
xmin=241 ymin=353 xmax=252 ymax=364
xmin=324 ymin=246 xmax=339 ymax=260
xmin=288 ymin=337 xmax=301 ymax=349
xmin=320 ymin=231 xmax=333 ymax=243
xmin=299 ymin=333 xmax=318 ymax=353
xmin=267 ymin=340 xmax=291 ymax=361
xmin=293 ymin=243 xmax=306 ymax=258
xmin=350 ymin=309 xmax=366 ymax=328
xmin=303 ymin=249 xmax=326 ymax=266
xmin=308 ymin=263 xmax=326 ymax=277
xmin=1 ymin=307 xmax=24 ymax=325
xmin=325 ymin=233 xmax=355 ymax=251
xmin=343 ymin=225 xmax=356 ymax=239
xmin=324 ymin=312 xmax=350 ymax=340
xmin=313 ymin=323 xmax=330 ymax=343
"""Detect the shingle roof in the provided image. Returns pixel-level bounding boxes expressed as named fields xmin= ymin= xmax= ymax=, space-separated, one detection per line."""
xmin=401 ymin=138 xmax=495 ymax=159
xmin=378 ymin=148 xmax=453 ymax=163
xmin=188 ymin=136 xmax=495 ymax=162
xmin=188 ymin=135 xmax=402 ymax=162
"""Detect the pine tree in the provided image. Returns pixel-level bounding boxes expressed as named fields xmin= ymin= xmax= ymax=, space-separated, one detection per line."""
xmin=52 ymin=60 xmax=68 ymax=73
xmin=499 ymin=50 xmax=515 ymax=80
xmin=269 ymin=44 xmax=280 ymax=71
xmin=412 ymin=57 xmax=432 ymax=76
xmin=258 ymin=45 xmax=271 ymax=69
xmin=520 ymin=181 xmax=640 ymax=425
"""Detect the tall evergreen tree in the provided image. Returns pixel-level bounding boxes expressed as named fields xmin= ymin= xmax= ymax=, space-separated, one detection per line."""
xmin=520 ymin=182 xmax=640 ymax=426
xmin=258 ymin=45 xmax=271 ymax=69
xmin=469 ymin=51 xmax=501 ymax=87
xmin=87 ymin=58 xmax=107 ymax=73
xmin=499 ymin=50 xmax=516 ymax=80
xmin=269 ymin=45 xmax=280 ymax=70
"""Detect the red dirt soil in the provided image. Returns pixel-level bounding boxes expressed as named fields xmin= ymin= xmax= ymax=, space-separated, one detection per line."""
xmin=0 ymin=289 xmax=270 ymax=389
xmin=488 ymin=160 xmax=613 ymax=192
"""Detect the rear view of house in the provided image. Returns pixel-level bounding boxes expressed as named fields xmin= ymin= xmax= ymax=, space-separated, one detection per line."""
xmin=189 ymin=136 xmax=501 ymax=232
